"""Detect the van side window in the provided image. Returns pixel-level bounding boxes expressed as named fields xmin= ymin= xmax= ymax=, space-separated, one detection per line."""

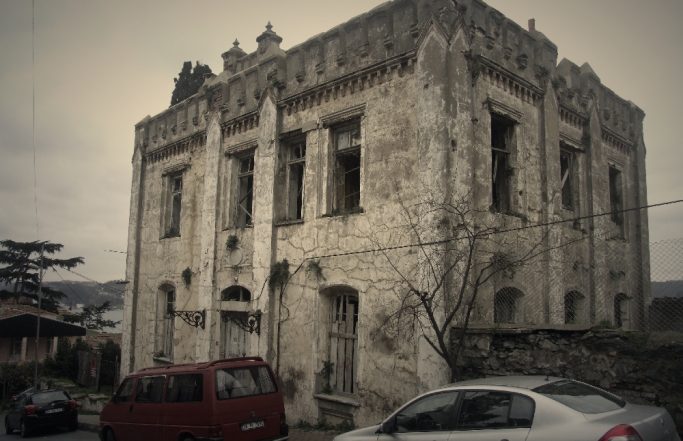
xmin=135 ymin=376 xmax=165 ymax=403
xmin=216 ymin=366 xmax=276 ymax=400
xmin=114 ymin=378 xmax=135 ymax=402
xmin=166 ymin=374 xmax=203 ymax=403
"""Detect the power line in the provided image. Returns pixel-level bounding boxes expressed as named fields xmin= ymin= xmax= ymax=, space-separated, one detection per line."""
xmin=63 ymin=268 xmax=126 ymax=295
xmin=32 ymin=0 xmax=39 ymax=241
xmin=292 ymin=199 xmax=683 ymax=264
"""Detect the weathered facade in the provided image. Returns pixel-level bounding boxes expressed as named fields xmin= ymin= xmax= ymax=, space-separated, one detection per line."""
xmin=122 ymin=0 xmax=649 ymax=426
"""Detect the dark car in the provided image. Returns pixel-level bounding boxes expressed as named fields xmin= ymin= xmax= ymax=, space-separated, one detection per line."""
xmin=4 ymin=388 xmax=78 ymax=437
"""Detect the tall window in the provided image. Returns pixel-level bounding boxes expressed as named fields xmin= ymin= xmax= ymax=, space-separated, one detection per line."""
xmin=332 ymin=120 xmax=361 ymax=214
xmin=491 ymin=114 xmax=514 ymax=213
xmin=220 ymin=286 xmax=252 ymax=358
xmin=285 ymin=138 xmax=306 ymax=221
xmin=156 ymin=285 xmax=175 ymax=359
xmin=560 ymin=149 xmax=575 ymax=210
xmin=327 ymin=290 xmax=358 ymax=395
xmin=236 ymin=153 xmax=255 ymax=227
xmin=614 ymin=293 xmax=629 ymax=328
xmin=494 ymin=287 xmax=524 ymax=324
xmin=164 ymin=173 xmax=183 ymax=237
xmin=564 ymin=291 xmax=586 ymax=324
xmin=608 ymin=165 xmax=623 ymax=226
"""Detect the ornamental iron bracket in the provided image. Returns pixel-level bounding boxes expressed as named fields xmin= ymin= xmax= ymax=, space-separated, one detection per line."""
xmin=222 ymin=309 xmax=262 ymax=336
xmin=170 ymin=309 xmax=206 ymax=329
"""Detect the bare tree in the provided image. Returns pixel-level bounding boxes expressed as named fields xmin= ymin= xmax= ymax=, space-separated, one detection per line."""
xmin=372 ymin=194 xmax=567 ymax=382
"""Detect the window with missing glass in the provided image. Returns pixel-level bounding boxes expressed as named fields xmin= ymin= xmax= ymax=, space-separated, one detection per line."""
xmin=286 ymin=138 xmax=306 ymax=221
xmin=332 ymin=120 xmax=361 ymax=214
xmin=163 ymin=172 xmax=183 ymax=237
xmin=236 ymin=153 xmax=255 ymax=227
xmin=491 ymin=114 xmax=515 ymax=213
xmin=560 ymin=149 xmax=575 ymax=210
xmin=608 ymin=165 xmax=624 ymax=226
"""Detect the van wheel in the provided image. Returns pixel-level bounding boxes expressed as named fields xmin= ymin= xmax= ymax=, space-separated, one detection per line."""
xmin=4 ymin=417 xmax=13 ymax=434
xmin=180 ymin=436 xmax=195 ymax=441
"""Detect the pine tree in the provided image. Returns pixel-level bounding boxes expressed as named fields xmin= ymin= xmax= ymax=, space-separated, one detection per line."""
xmin=170 ymin=61 xmax=213 ymax=106
xmin=0 ymin=240 xmax=84 ymax=312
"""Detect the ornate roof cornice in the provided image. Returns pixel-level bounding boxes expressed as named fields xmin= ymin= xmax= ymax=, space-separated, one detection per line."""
xmin=145 ymin=131 xmax=206 ymax=165
xmin=279 ymin=51 xmax=416 ymax=116
xmin=601 ymin=126 xmax=632 ymax=156
xmin=220 ymin=111 xmax=259 ymax=139
xmin=479 ymin=57 xmax=544 ymax=105
xmin=559 ymin=105 xmax=587 ymax=130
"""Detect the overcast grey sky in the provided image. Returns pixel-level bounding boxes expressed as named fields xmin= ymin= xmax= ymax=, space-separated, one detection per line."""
xmin=0 ymin=0 xmax=681 ymax=283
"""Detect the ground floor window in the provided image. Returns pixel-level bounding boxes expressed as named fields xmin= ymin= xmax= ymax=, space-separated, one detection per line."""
xmin=325 ymin=289 xmax=359 ymax=395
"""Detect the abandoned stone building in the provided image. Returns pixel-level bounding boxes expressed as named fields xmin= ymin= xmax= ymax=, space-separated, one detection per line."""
xmin=122 ymin=0 xmax=649 ymax=426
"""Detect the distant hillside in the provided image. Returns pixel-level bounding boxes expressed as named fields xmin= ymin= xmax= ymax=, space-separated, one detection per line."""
xmin=652 ymin=280 xmax=683 ymax=298
xmin=45 ymin=280 xmax=125 ymax=308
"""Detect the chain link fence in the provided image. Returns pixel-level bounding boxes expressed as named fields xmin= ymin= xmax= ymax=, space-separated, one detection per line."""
xmin=464 ymin=212 xmax=683 ymax=335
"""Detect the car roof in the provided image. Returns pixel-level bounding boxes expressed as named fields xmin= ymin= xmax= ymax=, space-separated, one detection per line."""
xmin=131 ymin=356 xmax=267 ymax=376
xmin=447 ymin=375 xmax=566 ymax=390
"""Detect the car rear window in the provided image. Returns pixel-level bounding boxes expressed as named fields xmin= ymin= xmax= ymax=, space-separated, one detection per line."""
xmin=533 ymin=380 xmax=625 ymax=414
xmin=32 ymin=391 xmax=70 ymax=405
xmin=216 ymin=366 xmax=276 ymax=400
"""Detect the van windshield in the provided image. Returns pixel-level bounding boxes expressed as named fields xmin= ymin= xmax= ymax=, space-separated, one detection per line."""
xmin=216 ymin=366 xmax=276 ymax=400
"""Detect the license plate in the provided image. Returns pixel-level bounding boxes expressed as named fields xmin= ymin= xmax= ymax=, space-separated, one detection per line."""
xmin=45 ymin=408 xmax=63 ymax=414
xmin=240 ymin=420 xmax=264 ymax=431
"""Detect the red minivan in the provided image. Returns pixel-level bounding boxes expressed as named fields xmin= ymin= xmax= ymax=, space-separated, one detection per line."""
xmin=99 ymin=357 xmax=288 ymax=441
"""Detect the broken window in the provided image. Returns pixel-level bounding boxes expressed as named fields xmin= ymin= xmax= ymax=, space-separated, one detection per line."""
xmin=221 ymin=285 xmax=252 ymax=302
xmin=608 ymin=165 xmax=623 ymax=226
xmin=494 ymin=287 xmax=524 ymax=324
xmin=236 ymin=153 xmax=255 ymax=227
xmin=564 ymin=291 xmax=585 ymax=324
xmin=491 ymin=114 xmax=514 ymax=213
xmin=164 ymin=173 xmax=183 ymax=237
xmin=333 ymin=120 xmax=361 ymax=214
xmin=286 ymin=137 xmax=306 ymax=221
xmin=156 ymin=285 xmax=175 ymax=360
xmin=327 ymin=290 xmax=358 ymax=395
xmin=560 ymin=149 xmax=575 ymax=210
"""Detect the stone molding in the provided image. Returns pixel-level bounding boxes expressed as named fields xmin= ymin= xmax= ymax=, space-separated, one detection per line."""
xmin=225 ymin=139 xmax=258 ymax=157
xmin=280 ymin=53 xmax=415 ymax=117
xmin=602 ymin=127 xmax=632 ymax=156
xmin=145 ymin=131 xmax=206 ymax=165
xmin=559 ymin=105 xmax=587 ymax=130
xmin=480 ymin=58 xmax=543 ymax=105
xmin=221 ymin=112 xmax=259 ymax=139
xmin=486 ymin=97 xmax=524 ymax=122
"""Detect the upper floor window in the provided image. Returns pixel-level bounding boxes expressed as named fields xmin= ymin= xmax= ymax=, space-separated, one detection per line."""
xmin=236 ymin=153 xmax=255 ymax=227
xmin=491 ymin=114 xmax=515 ymax=213
xmin=608 ymin=165 xmax=623 ymax=226
xmin=494 ymin=287 xmax=524 ymax=324
xmin=221 ymin=285 xmax=251 ymax=302
xmin=332 ymin=120 xmax=362 ymax=214
xmin=560 ymin=149 xmax=575 ymax=210
xmin=282 ymin=136 xmax=306 ymax=221
xmin=163 ymin=173 xmax=183 ymax=237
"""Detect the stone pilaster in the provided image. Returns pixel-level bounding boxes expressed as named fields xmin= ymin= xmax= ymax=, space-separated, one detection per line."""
xmin=195 ymin=112 xmax=223 ymax=361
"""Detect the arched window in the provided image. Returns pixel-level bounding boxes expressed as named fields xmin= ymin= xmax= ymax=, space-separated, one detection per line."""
xmin=221 ymin=286 xmax=251 ymax=302
xmin=155 ymin=284 xmax=175 ymax=360
xmin=494 ymin=287 xmax=524 ymax=324
xmin=322 ymin=286 xmax=359 ymax=395
xmin=220 ymin=286 xmax=252 ymax=358
xmin=614 ymin=293 xmax=629 ymax=328
xmin=564 ymin=291 xmax=586 ymax=324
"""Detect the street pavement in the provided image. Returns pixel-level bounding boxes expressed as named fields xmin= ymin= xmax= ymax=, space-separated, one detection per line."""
xmin=80 ymin=413 xmax=340 ymax=441
xmin=1 ymin=412 xmax=340 ymax=440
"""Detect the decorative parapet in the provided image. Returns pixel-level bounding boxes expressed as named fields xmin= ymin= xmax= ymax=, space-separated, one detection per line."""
xmin=559 ymin=105 xmax=587 ymax=130
xmin=145 ymin=131 xmax=206 ymax=165
xmin=601 ymin=127 xmax=632 ymax=156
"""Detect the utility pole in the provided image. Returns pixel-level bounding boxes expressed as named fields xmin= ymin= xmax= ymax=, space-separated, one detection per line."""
xmin=33 ymin=243 xmax=44 ymax=389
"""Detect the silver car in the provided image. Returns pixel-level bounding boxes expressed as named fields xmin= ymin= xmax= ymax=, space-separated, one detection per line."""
xmin=334 ymin=376 xmax=680 ymax=441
